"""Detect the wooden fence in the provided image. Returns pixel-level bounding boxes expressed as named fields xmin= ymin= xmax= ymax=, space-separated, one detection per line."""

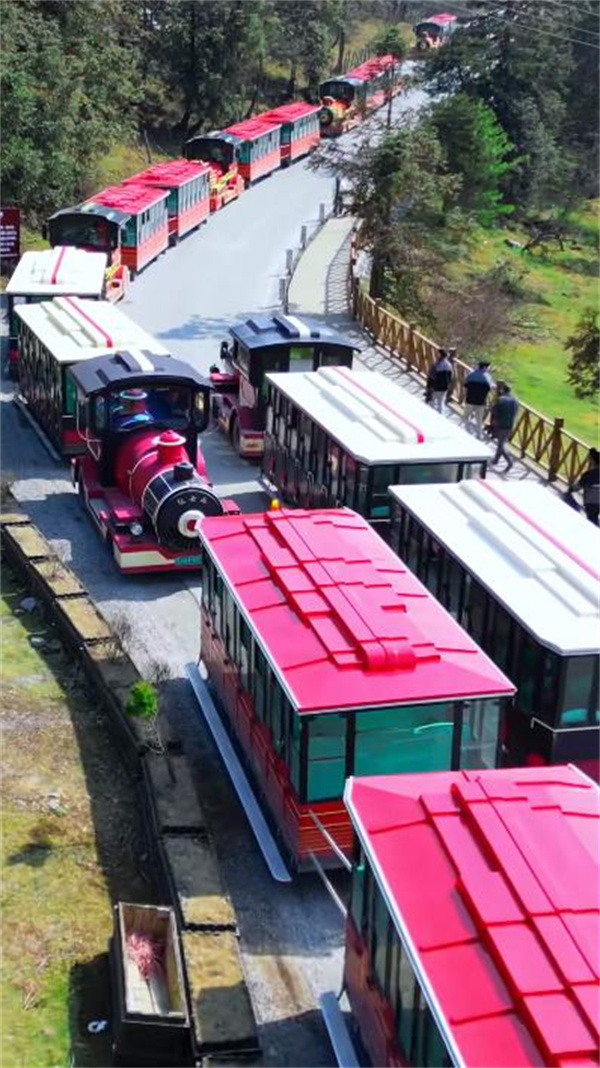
xmin=350 ymin=247 xmax=592 ymax=488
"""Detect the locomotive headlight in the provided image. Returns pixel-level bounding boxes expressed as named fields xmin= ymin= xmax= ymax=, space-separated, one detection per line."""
xmin=177 ymin=509 xmax=205 ymax=538
xmin=130 ymin=522 xmax=144 ymax=539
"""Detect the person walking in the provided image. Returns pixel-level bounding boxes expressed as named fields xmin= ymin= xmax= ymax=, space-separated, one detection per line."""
xmin=428 ymin=349 xmax=454 ymax=414
xmin=463 ymin=360 xmax=494 ymax=439
xmin=572 ymin=448 xmax=600 ymax=525
xmin=489 ymin=383 xmax=519 ymax=471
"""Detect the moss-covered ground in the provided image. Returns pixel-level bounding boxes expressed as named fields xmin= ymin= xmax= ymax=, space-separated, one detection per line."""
xmin=0 ymin=563 xmax=153 ymax=1067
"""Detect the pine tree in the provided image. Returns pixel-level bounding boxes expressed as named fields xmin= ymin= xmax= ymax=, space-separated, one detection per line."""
xmin=566 ymin=310 xmax=599 ymax=401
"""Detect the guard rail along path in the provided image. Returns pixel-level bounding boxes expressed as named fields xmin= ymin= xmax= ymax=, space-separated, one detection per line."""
xmin=350 ymin=232 xmax=591 ymax=488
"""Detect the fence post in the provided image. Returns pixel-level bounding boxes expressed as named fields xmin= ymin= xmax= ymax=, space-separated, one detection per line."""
xmin=300 ymin=225 xmax=308 ymax=249
xmin=319 ymin=202 xmax=326 ymax=223
xmin=548 ymin=417 xmax=564 ymax=482
xmin=279 ymin=276 xmax=287 ymax=310
xmin=286 ymin=248 xmax=294 ymax=273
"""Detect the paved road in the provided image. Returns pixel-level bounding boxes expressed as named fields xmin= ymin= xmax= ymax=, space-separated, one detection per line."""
xmin=1 ymin=71 xmax=430 ymax=1068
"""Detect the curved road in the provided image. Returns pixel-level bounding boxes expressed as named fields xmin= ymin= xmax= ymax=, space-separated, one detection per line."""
xmin=1 ymin=74 xmax=428 ymax=1068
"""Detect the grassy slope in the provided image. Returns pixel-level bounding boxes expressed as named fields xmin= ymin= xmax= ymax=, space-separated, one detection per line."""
xmin=0 ymin=565 xmax=150 ymax=1067
xmin=451 ymin=202 xmax=599 ymax=445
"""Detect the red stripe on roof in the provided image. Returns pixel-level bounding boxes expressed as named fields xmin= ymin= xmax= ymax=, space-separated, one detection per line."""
xmin=334 ymin=366 xmax=425 ymax=443
xmin=64 ymin=296 xmax=113 ymax=347
xmin=50 ymin=245 xmax=68 ymax=285
xmin=478 ymin=480 xmax=600 ymax=581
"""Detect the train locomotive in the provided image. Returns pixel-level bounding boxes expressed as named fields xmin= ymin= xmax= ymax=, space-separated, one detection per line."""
xmin=69 ymin=349 xmax=238 ymax=574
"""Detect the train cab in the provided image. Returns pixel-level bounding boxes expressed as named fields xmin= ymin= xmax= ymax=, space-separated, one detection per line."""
xmin=45 ymin=204 xmax=130 ymax=300
xmin=184 ymin=131 xmax=246 ymax=211
xmin=210 ymin=313 xmax=359 ymax=458
xmin=69 ymin=350 xmax=235 ymax=573
xmin=413 ymin=13 xmax=458 ymax=50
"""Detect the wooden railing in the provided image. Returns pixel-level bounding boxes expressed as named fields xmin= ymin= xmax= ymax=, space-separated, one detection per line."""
xmin=350 ymin=251 xmax=592 ymax=487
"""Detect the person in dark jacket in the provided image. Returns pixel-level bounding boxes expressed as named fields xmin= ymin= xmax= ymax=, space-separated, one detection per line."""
xmin=572 ymin=448 xmax=600 ymax=525
xmin=490 ymin=383 xmax=519 ymax=471
xmin=463 ymin=360 xmax=494 ymax=439
xmin=428 ymin=349 xmax=454 ymax=414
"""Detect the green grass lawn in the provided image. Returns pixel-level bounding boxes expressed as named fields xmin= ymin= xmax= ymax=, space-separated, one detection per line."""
xmin=0 ymin=563 xmax=152 ymax=1067
xmin=452 ymin=202 xmax=599 ymax=445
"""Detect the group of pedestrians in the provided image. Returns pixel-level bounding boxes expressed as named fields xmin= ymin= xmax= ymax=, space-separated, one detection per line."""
xmin=426 ymin=349 xmax=519 ymax=471
xmin=425 ymin=349 xmax=599 ymax=524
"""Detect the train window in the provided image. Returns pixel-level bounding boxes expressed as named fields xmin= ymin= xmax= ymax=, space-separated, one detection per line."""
xmin=224 ymin=587 xmax=236 ymax=659
xmin=438 ymin=553 xmax=464 ymax=620
xmin=269 ymin=682 xmax=285 ymax=754
xmin=354 ymin=704 xmax=454 ymax=775
xmin=371 ymin=884 xmax=391 ymax=995
xmin=397 ymin=944 xmax=418 ymax=1056
xmin=306 ymin=714 xmax=346 ymax=801
xmin=94 ymin=395 xmax=107 ymax=431
xmin=253 ymin=645 xmax=268 ymax=722
xmin=350 ymin=855 xmax=366 ymax=929
xmin=513 ymin=626 xmax=542 ymax=714
xmin=355 ymin=464 xmax=369 ymax=514
xmin=123 ymin=217 xmax=137 ymax=247
xmin=238 ymin=616 xmax=251 ymax=690
xmin=423 ymin=1014 xmax=452 ymax=1068
xmin=464 ymin=577 xmax=489 ymax=646
xmin=342 ymin=452 xmax=356 ymax=508
xmin=214 ymin=573 xmax=223 ymax=635
xmin=559 ymin=656 xmax=599 ymax=727
xmin=461 ymin=697 xmax=501 ymax=769
xmin=369 ymin=464 xmax=397 ymax=519
xmin=288 ymin=708 xmax=302 ymax=793
xmin=64 ymin=372 xmax=77 ymax=416
xmin=388 ymin=933 xmax=401 ymax=1022
xmin=397 ymin=463 xmax=461 ymax=485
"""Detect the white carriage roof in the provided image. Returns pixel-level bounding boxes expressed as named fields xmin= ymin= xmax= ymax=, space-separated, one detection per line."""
xmin=6 ymin=247 xmax=107 ymax=297
xmin=266 ymin=366 xmax=492 ymax=465
xmin=390 ymin=479 xmax=600 ymax=656
xmin=15 ymin=296 xmax=170 ymax=365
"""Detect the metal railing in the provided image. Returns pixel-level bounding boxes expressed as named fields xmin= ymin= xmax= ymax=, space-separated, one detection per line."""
xmin=349 ymin=232 xmax=592 ymax=488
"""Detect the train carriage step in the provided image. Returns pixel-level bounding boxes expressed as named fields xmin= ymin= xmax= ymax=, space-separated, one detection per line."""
xmin=186 ymin=663 xmax=292 ymax=884
xmin=319 ymin=992 xmax=360 ymax=1068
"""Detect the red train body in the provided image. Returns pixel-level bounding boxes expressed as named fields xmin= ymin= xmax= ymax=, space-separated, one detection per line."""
xmin=261 ymin=102 xmax=321 ymax=165
xmin=125 ymin=160 xmax=211 ymax=243
xmin=87 ymin=184 xmax=169 ymax=277
xmin=69 ymin=350 xmax=238 ymax=573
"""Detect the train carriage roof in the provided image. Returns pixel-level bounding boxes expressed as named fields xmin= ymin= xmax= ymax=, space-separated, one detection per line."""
xmin=415 ymin=12 xmax=458 ymax=28
xmin=6 ymin=247 xmax=107 ymax=297
xmin=230 ymin=313 xmax=358 ymax=352
xmin=89 ymin=183 xmax=169 ymax=215
xmin=345 ymin=765 xmax=600 ymax=1068
xmin=344 ymin=54 xmax=401 ymax=81
xmin=261 ymin=102 xmax=321 ymax=125
xmin=199 ymin=507 xmax=515 ymax=714
xmin=389 ymin=480 xmax=600 ymax=656
xmin=69 ymin=350 xmax=210 ymax=394
xmin=266 ymin=366 xmax=492 ymax=465
xmin=15 ymin=296 xmax=170 ymax=364
xmin=125 ymin=159 xmax=210 ymax=189
xmin=224 ymin=117 xmax=282 ymax=140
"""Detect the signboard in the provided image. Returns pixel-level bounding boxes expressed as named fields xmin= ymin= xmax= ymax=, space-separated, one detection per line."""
xmin=0 ymin=207 xmax=21 ymax=268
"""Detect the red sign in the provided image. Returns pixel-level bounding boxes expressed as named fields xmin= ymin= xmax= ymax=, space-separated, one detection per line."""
xmin=0 ymin=207 xmax=21 ymax=264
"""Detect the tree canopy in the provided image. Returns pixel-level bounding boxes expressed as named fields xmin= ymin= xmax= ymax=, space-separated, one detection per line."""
xmin=566 ymin=309 xmax=600 ymax=401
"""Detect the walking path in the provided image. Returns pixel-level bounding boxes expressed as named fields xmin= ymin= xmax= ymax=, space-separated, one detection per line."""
xmin=288 ymin=217 xmax=555 ymax=491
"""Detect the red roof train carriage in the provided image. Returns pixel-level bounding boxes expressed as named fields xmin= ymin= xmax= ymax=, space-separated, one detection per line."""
xmin=341 ymin=765 xmax=599 ymax=1067
xmin=125 ymin=160 xmax=211 ymax=244
xmin=198 ymin=506 xmax=514 ymax=869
